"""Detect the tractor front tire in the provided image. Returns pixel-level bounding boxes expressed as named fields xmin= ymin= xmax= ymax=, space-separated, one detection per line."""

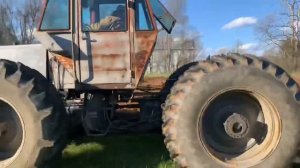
xmin=162 ymin=54 xmax=300 ymax=168
xmin=0 ymin=60 xmax=67 ymax=168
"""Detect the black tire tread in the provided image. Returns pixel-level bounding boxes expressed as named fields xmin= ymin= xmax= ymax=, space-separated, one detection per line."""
xmin=0 ymin=59 xmax=67 ymax=168
xmin=162 ymin=54 xmax=300 ymax=167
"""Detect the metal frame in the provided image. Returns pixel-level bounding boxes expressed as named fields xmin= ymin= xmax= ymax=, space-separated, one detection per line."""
xmin=135 ymin=0 xmax=155 ymax=31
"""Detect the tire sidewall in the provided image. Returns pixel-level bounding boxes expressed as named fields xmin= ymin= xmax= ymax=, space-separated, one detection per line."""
xmin=0 ymin=80 xmax=42 ymax=168
xmin=175 ymin=66 xmax=300 ymax=168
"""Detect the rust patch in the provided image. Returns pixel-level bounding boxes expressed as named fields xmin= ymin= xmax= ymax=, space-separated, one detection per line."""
xmin=138 ymin=77 xmax=166 ymax=91
xmin=51 ymin=52 xmax=74 ymax=70
xmin=78 ymin=30 xmax=132 ymax=85
xmin=76 ymin=83 xmax=134 ymax=90
xmin=134 ymin=31 xmax=158 ymax=86
xmin=95 ymin=54 xmax=123 ymax=58
xmin=93 ymin=67 xmax=127 ymax=71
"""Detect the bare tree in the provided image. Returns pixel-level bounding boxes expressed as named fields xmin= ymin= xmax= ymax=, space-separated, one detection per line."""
xmin=284 ymin=0 xmax=300 ymax=52
xmin=257 ymin=0 xmax=300 ymax=72
xmin=0 ymin=0 xmax=18 ymax=45
xmin=0 ymin=0 xmax=42 ymax=45
xmin=150 ymin=0 xmax=203 ymax=74
xmin=172 ymin=31 xmax=202 ymax=70
xmin=232 ymin=40 xmax=244 ymax=54
xmin=17 ymin=0 xmax=42 ymax=44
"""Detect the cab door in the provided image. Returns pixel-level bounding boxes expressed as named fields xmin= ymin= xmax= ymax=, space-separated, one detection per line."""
xmin=78 ymin=0 xmax=132 ymax=86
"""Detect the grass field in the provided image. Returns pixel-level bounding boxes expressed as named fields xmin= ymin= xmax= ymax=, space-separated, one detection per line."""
xmin=53 ymin=134 xmax=175 ymax=168
xmin=52 ymin=133 xmax=300 ymax=168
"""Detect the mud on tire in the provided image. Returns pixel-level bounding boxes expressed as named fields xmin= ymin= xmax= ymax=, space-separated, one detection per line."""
xmin=162 ymin=54 xmax=300 ymax=168
xmin=0 ymin=60 xmax=67 ymax=168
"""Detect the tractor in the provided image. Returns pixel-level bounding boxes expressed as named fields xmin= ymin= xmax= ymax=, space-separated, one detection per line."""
xmin=0 ymin=0 xmax=300 ymax=167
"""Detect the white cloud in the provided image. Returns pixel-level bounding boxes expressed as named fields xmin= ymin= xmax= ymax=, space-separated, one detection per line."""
xmin=239 ymin=43 xmax=258 ymax=50
xmin=222 ymin=17 xmax=258 ymax=30
xmin=238 ymin=43 xmax=266 ymax=56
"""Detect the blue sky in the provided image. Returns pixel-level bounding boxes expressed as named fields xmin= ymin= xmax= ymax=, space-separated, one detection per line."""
xmin=186 ymin=0 xmax=282 ymax=55
xmin=15 ymin=0 xmax=282 ymax=55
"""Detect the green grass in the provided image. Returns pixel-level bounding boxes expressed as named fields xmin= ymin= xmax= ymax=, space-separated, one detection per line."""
xmin=51 ymin=133 xmax=300 ymax=168
xmin=53 ymin=134 xmax=175 ymax=168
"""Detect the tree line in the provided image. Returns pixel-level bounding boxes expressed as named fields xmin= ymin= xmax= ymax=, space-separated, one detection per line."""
xmin=0 ymin=0 xmax=298 ymax=74
xmin=0 ymin=0 xmax=41 ymax=45
xmin=148 ymin=0 xmax=203 ymax=74
xmin=257 ymin=0 xmax=300 ymax=73
xmin=0 ymin=0 xmax=202 ymax=74
xmin=210 ymin=0 xmax=300 ymax=74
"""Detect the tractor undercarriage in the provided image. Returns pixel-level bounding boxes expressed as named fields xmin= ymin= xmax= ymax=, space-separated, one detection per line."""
xmin=66 ymin=78 xmax=166 ymax=136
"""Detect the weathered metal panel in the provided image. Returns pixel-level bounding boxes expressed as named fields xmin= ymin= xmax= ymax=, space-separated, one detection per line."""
xmin=134 ymin=31 xmax=158 ymax=86
xmin=0 ymin=45 xmax=76 ymax=89
xmin=50 ymin=52 xmax=75 ymax=89
xmin=34 ymin=31 xmax=73 ymax=55
xmin=78 ymin=0 xmax=132 ymax=86
xmin=78 ymin=32 xmax=132 ymax=84
xmin=52 ymin=54 xmax=74 ymax=71
xmin=133 ymin=0 xmax=158 ymax=86
xmin=0 ymin=44 xmax=46 ymax=76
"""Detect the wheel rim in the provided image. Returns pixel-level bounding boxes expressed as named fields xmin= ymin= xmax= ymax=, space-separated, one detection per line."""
xmin=0 ymin=98 xmax=24 ymax=167
xmin=198 ymin=88 xmax=281 ymax=167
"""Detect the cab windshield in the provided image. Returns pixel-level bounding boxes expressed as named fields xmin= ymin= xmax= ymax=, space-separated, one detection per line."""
xmin=40 ymin=0 xmax=70 ymax=30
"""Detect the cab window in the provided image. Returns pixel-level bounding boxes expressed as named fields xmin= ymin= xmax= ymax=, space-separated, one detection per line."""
xmin=40 ymin=0 xmax=70 ymax=30
xmin=135 ymin=0 xmax=153 ymax=31
xmin=82 ymin=0 xmax=127 ymax=32
xmin=150 ymin=0 xmax=176 ymax=33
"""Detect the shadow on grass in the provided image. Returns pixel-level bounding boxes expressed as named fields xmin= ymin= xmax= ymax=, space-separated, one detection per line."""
xmin=53 ymin=134 xmax=174 ymax=168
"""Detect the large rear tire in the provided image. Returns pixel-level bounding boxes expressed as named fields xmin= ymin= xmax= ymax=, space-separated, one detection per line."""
xmin=162 ymin=54 xmax=300 ymax=168
xmin=0 ymin=60 xmax=67 ymax=168
xmin=161 ymin=62 xmax=198 ymax=101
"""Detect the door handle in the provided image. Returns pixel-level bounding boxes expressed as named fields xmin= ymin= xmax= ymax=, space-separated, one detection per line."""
xmin=82 ymin=37 xmax=97 ymax=42
xmin=89 ymin=39 xmax=97 ymax=42
xmin=82 ymin=33 xmax=97 ymax=42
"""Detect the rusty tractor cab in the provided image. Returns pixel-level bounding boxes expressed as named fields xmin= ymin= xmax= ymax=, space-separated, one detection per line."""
xmin=35 ymin=0 xmax=176 ymax=136
xmin=1 ymin=0 xmax=300 ymax=168
xmin=36 ymin=0 xmax=175 ymax=90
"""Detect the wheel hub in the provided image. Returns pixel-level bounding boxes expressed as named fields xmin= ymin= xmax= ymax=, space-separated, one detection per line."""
xmin=0 ymin=99 xmax=24 ymax=166
xmin=199 ymin=90 xmax=281 ymax=167
xmin=224 ymin=113 xmax=249 ymax=139
xmin=0 ymin=122 xmax=8 ymax=137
